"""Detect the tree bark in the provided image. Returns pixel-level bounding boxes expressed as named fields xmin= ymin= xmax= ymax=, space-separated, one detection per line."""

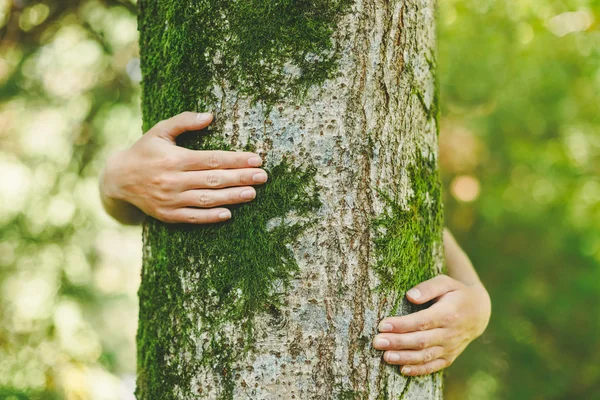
xmin=136 ymin=0 xmax=443 ymax=399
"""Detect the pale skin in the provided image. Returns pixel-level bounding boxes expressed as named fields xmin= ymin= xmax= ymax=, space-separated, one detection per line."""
xmin=100 ymin=111 xmax=491 ymax=376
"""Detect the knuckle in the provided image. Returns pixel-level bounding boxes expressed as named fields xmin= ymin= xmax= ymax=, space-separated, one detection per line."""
xmin=159 ymin=154 xmax=179 ymax=169
xmin=150 ymin=175 xmax=176 ymax=196
xmin=205 ymin=172 xmax=221 ymax=187
xmin=153 ymin=190 xmax=170 ymax=203
xmin=446 ymin=312 xmax=460 ymax=324
xmin=197 ymin=193 xmax=213 ymax=207
xmin=149 ymin=174 xmax=163 ymax=187
xmin=417 ymin=321 xmax=430 ymax=331
xmin=206 ymin=152 xmax=221 ymax=168
xmin=158 ymin=174 xmax=176 ymax=191
xmin=417 ymin=338 xmax=428 ymax=349
xmin=186 ymin=213 xmax=201 ymax=224
xmin=423 ymin=350 xmax=434 ymax=362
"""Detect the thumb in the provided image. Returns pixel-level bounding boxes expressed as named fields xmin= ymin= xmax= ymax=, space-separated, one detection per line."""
xmin=151 ymin=111 xmax=214 ymax=142
xmin=406 ymin=274 xmax=462 ymax=304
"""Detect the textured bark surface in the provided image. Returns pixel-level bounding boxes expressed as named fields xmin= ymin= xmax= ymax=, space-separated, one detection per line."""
xmin=136 ymin=0 xmax=443 ymax=399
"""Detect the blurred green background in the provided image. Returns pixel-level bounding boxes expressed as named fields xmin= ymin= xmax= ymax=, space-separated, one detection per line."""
xmin=1 ymin=0 xmax=599 ymax=399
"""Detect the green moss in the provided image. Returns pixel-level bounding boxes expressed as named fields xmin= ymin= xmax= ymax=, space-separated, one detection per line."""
xmin=335 ymin=388 xmax=358 ymax=399
xmin=372 ymin=151 xmax=444 ymax=314
xmin=138 ymin=0 xmax=353 ymax=125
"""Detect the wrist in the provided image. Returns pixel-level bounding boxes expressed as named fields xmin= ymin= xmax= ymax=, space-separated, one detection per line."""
xmin=100 ymin=150 xmax=126 ymax=202
xmin=99 ymin=150 xmax=145 ymax=225
xmin=471 ymin=282 xmax=492 ymax=337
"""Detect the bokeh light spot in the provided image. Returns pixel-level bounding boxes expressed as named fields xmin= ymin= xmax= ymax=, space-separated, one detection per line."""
xmin=451 ymin=175 xmax=481 ymax=203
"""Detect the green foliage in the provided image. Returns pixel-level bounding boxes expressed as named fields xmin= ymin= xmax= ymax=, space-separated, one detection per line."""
xmin=0 ymin=388 xmax=60 ymax=400
xmin=0 ymin=0 xmax=141 ymax=397
xmin=439 ymin=1 xmax=600 ymax=399
xmin=373 ymin=151 xmax=444 ymax=313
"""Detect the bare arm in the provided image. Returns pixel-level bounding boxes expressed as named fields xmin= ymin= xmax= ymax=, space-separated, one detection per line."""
xmin=442 ymin=229 xmax=483 ymax=287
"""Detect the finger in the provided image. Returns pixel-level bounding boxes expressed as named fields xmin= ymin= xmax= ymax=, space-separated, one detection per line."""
xmin=180 ymin=168 xmax=268 ymax=190
xmin=400 ymin=358 xmax=449 ymax=376
xmin=378 ymin=305 xmax=448 ymax=333
xmin=383 ymin=346 xmax=445 ymax=366
xmin=406 ymin=274 xmax=463 ymax=305
xmin=373 ymin=329 xmax=446 ymax=351
xmin=157 ymin=207 xmax=232 ymax=224
xmin=152 ymin=112 xmax=214 ymax=142
xmin=177 ymin=187 xmax=257 ymax=208
xmin=180 ymin=149 xmax=263 ymax=171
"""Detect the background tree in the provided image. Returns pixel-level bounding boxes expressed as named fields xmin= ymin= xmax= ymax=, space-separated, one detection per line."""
xmin=135 ymin=0 xmax=443 ymax=398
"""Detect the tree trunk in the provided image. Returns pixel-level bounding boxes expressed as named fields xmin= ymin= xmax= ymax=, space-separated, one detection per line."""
xmin=135 ymin=0 xmax=443 ymax=399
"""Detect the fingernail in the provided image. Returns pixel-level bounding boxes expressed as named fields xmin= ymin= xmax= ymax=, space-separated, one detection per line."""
xmin=407 ymin=288 xmax=421 ymax=299
xmin=401 ymin=366 xmax=411 ymax=375
xmin=241 ymin=189 xmax=256 ymax=200
xmin=388 ymin=353 xmax=401 ymax=362
xmin=197 ymin=112 xmax=212 ymax=122
xmin=373 ymin=337 xmax=390 ymax=348
xmin=219 ymin=211 xmax=231 ymax=220
xmin=248 ymin=156 xmax=262 ymax=167
xmin=378 ymin=322 xmax=393 ymax=332
xmin=252 ymin=172 xmax=268 ymax=183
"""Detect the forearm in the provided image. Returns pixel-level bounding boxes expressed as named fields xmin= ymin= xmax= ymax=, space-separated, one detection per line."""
xmin=443 ymin=229 xmax=482 ymax=287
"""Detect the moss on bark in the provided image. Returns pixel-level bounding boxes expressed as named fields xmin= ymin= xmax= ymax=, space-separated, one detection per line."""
xmin=373 ymin=150 xmax=444 ymax=314
xmin=138 ymin=0 xmax=353 ymax=127
xmin=136 ymin=0 xmax=351 ymax=397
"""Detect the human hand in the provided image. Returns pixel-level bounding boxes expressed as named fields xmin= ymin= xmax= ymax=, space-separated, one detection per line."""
xmin=372 ymin=231 xmax=491 ymax=376
xmin=99 ymin=111 xmax=268 ymax=225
